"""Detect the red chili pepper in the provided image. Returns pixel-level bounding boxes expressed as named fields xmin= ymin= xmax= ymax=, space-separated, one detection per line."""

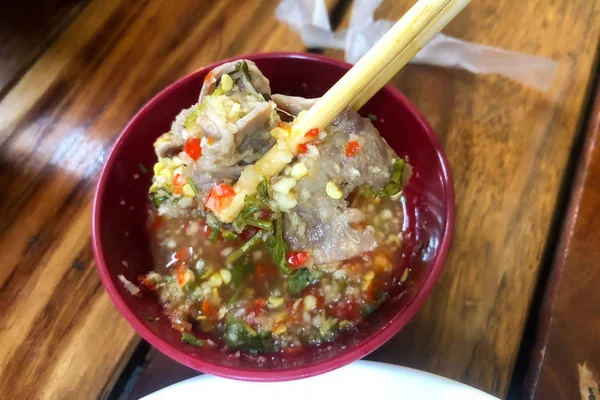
xmin=174 ymin=247 xmax=188 ymax=262
xmin=172 ymin=174 xmax=186 ymax=194
xmin=139 ymin=275 xmax=156 ymax=290
xmin=287 ymin=251 xmax=310 ymax=268
xmin=297 ymin=143 xmax=309 ymax=154
xmin=201 ymin=300 xmax=216 ymax=317
xmin=345 ymin=140 xmax=361 ymax=157
xmin=177 ymin=266 xmax=186 ymax=285
xmin=283 ymin=346 xmax=304 ymax=354
xmin=149 ymin=215 xmax=163 ymax=232
xmin=304 ymin=128 xmax=319 ymax=138
xmin=204 ymin=183 xmax=236 ymax=212
xmin=184 ymin=137 xmax=202 ymax=161
xmin=254 ymin=298 xmax=267 ymax=308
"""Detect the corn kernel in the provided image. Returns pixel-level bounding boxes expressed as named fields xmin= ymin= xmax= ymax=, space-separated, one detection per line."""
xmin=361 ymin=279 xmax=371 ymax=292
xmin=183 ymin=184 xmax=195 ymax=198
xmin=326 ymin=181 xmax=343 ymax=199
xmin=364 ymin=271 xmax=375 ymax=281
xmin=160 ymin=168 xmax=173 ymax=180
xmin=179 ymin=269 xmax=195 ymax=286
xmin=400 ymin=268 xmax=409 ymax=282
xmin=153 ymin=162 xmax=166 ymax=175
xmin=303 ymin=295 xmax=317 ymax=311
xmin=268 ymin=296 xmax=284 ymax=309
xmin=290 ymin=162 xmax=308 ymax=180
xmin=219 ymin=269 xmax=232 ymax=284
xmin=208 ymin=273 xmax=223 ymax=287
xmin=270 ymin=127 xmax=289 ymax=139
xmin=220 ymin=74 xmax=234 ymax=92
xmin=274 ymin=324 xmax=287 ymax=335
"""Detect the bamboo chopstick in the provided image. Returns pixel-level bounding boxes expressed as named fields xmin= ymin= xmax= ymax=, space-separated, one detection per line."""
xmin=350 ymin=0 xmax=471 ymax=110
xmin=214 ymin=0 xmax=470 ymax=223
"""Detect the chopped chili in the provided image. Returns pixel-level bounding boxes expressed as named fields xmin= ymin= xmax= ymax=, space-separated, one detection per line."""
xmin=184 ymin=137 xmax=202 ymax=161
xmin=345 ymin=140 xmax=361 ymax=157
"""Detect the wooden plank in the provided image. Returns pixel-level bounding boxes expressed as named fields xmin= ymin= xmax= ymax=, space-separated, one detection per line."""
xmin=524 ymin=81 xmax=600 ymax=400
xmin=0 ymin=1 xmax=310 ymax=398
xmin=324 ymin=0 xmax=600 ymax=397
xmin=0 ymin=0 xmax=89 ymax=95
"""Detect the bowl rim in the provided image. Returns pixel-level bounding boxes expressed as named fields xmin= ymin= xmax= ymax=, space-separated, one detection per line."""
xmin=92 ymin=51 xmax=455 ymax=381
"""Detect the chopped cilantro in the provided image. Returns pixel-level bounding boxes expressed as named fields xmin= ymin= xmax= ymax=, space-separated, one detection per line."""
xmin=181 ymin=332 xmax=205 ymax=347
xmin=368 ymin=113 xmax=378 ymax=122
xmin=376 ymin=159 xmax=406 ymax=198
xmin=138 ymin=163 xmax=148 ymax=174
xmin=288 ymin=268 xmax=314 ymax=295
xmin=223 ymin=319 xmax=273 ymax=352
xmin=263 ymin=215 xmax=291 ymax=274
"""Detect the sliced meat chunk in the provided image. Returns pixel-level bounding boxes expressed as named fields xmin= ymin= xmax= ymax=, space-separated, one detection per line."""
xmin=279 ymin=104 xmax=410 ymax=265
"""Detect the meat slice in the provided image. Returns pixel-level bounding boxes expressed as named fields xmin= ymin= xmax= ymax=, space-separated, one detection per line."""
xmin=279 ymin=103 xmax=410 ymax=265
xmin=199 ymin=60 xmax=271 ymax=102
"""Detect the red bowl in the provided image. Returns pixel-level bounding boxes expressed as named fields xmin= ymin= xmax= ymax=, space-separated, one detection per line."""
xmin=92 ymin=52 xmax=454 ymax=381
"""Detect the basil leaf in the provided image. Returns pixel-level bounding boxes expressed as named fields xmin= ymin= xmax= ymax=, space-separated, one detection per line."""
xmin=223 ymin=320 xmax=273 ymax=352
xmin=257 ymin=178 xmax=269 ymax=201
xmin=263 ymin=216 xmax=291 ymax=274
xmin=152 ymin=194 xmax=167 ymax=208
xmin=236 ymin=195 xmax=272 ymax=231
xmin=376 ymin=159 xmax=406 ymax=198
xmin=181 ymin=332 xmax=205 ymax=347
xmin=288 ymin=268 xmax=314 ymax=295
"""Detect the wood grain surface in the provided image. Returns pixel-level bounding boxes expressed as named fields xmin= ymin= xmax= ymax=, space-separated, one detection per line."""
xmin=0 ymin=1 xmax=309 ymax=398
xmin=524 ymin=81 xmax=600 ymax=400
xmin=325 ymin=0 xmax=600 ymax=397
xmin=0 ymin=0 xmax=599 ymax=399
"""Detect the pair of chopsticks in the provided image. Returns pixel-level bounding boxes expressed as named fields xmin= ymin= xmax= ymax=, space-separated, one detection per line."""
xmin=292 ymin=0 xmax=471 ymax=136
xmin=214 ymin=0 xmax=470 ymax=223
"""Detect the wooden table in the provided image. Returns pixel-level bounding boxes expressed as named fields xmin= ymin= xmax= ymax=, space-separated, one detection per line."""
xmin=1 ymin=0 xmax=598 ymax=399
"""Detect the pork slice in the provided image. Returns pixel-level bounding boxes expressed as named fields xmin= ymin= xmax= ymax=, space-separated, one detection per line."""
xmin=280 ymin=104 xmax=407 ymax=265
xmin=199 ymin=60 xmax=271 ymax=102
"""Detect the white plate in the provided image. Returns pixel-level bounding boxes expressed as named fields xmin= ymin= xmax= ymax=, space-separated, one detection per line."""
xmin=141 ymin=360 xmax=499 ymax=400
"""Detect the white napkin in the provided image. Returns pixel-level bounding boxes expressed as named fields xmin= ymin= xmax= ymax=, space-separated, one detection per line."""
xmin=276 ymin=0 xmax=557 ymax=91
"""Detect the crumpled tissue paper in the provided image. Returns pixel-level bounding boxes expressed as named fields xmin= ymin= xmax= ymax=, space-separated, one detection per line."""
xmin=276 ymin=0 xmax=557 ymax=91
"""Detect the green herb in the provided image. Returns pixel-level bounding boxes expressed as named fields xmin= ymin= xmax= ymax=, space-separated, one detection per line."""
xmin=222 ymin=229 xmax=241 ymax=242
xmin=209 ymin=226 xmax=220 ymax=243
xmin=288 ymin=267 xmax=314 ymax=295
xmin=138 ymin=163 xmax=148 ymax=174
xmin=246 ymin=219 xmax=273 ymax=230
xmin=368 ymin=113 xmax=378 ymax=122
xmin=146 ymin=316 xmax=154 ymax=321
xmin=187 ymin=178 xmax=199 ymax=196
xmin=263 ymin=215 xmax=291 ymax=274
xmin=257 ymin=178 xmax=269 ymax=201
xmin=181 ymin=332 xmax=205 ymax=347
xmin=361 ymin=293 xmax=387 ymax=317
xmin=236 ymin=196 xmax=272 ymax=231
xmin=152 ymin=194 xmax=167 ymax=208
xmin=228 ymin=260 xmax=252 ymax=305
xmin=226 ymin=232 xmax=262 ymax=264
xmin=376 ymin=159 xmax=406 ymax=198
xmin=223 ymin=319 xmax=273 ymax=352
xmin=240 ymin=60 xmax=251 ymax=81
xmin=262 ymin=93 xmax=272 ymax=101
